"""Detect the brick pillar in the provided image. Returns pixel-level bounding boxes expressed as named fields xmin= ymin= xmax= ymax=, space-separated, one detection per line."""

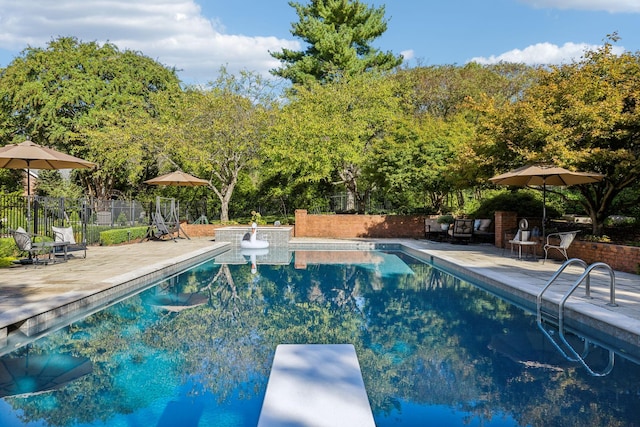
xmin=295 ymin=209 xmax=307 ymax=237
xmin=495 ymin=211 xmax=517 ymax=248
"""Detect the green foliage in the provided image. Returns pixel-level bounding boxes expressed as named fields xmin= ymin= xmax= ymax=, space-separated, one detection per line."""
xmin=271 ymin=0 xmax=402 ymax=85
xmin=0 ymin=170 xmax=23 ymax=193
xmin=473 ymin=36 xmax=640 ymax=235
xmin=158 ymin=68 xmax=275 ymax=222
xmin=437 ymin=214 xmax=454 ymax=224
xmin=35 ymin=170 xmax=84 ymax=198
xmin=0 ymin=36 xmax=182 ymax=199
xmin=470 ymin=189 xmax=562 ymax=219
xmin=581 ymin=234 xmax=612 ymax=243
xmin=250 ymin=211 xmax=267 ymax=225
xmin=267 ymin=72 xmax=401 ymax=213
xmin=116 ymin=212 xmax=128 ymax=226
xmin=99 ymin=227 xmax=148 ymax=245
xmin=0 ymin=237 xmax=18 ymax=258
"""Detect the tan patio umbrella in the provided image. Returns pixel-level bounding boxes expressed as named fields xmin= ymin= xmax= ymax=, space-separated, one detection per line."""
xmin=0 ymin=138 xmax=96 ymax=232
xmin=490 ymin=164 xmax=604 ymax=237
xmin=0 ymin=138 xmax=96 ymax=194
xmin=0 ymin=353 xmax=93 ymax=398
xmin=143 ymin=170 xmax=209 ymax=187
xmin=144 ymin=171 xmax=209 ymax=240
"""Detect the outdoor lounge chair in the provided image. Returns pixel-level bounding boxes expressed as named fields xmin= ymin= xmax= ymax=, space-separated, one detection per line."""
xmin=424 ymin=218 xmax=445 ymax=241
xmin=152 ymin=212 xmax=176 ymax=242
xmin=473 ymin=219 xmax=494 ymax=243
xmin=543 ymin=230 xmax=580 ymax=263
xmin=448 ymin=218 xmax=474 ymax=244
xmin=11 ymin=227 xmax=55 ymax=265
xmin=52 ymin=225 xmax=87 ymax=258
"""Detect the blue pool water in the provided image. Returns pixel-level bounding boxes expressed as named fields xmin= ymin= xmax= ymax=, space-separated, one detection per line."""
xmin=1 ymin=249 xmax=639 ymax=426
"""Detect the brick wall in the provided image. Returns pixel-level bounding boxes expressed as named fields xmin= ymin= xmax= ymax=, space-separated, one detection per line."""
xmin=294 ymin=209 xmax=423 ymax=238
xmin=294 ymin=210 xmax=640 ymax=274
xmin=180 ymin=223 xmax=216 ymax=238
xmin=560 ymin=240 xmax=640 ymax=274
xmin=495 ymin=211 xmax=517 ymax=248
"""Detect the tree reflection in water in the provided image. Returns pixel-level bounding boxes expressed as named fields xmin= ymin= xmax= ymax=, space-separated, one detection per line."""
xmin=2 ymin=251 xmax=640 ymax=427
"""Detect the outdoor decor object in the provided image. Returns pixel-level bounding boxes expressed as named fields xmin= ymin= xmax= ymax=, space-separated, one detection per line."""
xmin=0 ymin=138 xmax=96 ymax=232
xmin=143 ymin=170 xmax=209 ymax=187
xmin=490 ymin=164 xmax=603 ymax=237
xmin=241 ymin=222 xmax=269 ymax=249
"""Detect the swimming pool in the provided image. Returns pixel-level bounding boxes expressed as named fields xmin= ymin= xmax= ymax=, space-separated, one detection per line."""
xmin=1 ymin=249 xmax=639 ymax=426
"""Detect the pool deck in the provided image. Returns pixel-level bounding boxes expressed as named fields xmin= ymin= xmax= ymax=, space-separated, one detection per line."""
xmin=1 ymin=237 xmax=639 ymax=357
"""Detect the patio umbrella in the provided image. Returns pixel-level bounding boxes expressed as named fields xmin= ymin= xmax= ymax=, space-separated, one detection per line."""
xmin=0 ymin=138 xmax=96 ymax=232
xmin=489 ymin=164 xmax=604 ymax=237
xmin=143 ymin=170 xmax=209 ymax=187
xmin=0 ymin=354 xmax=93 ymax=398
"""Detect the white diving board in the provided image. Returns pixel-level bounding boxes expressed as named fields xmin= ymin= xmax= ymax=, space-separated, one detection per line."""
xmin=258 ymin=344 xmax=376 ymax=427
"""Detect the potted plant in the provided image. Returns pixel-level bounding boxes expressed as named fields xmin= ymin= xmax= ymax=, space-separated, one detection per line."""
xmin=437 ymin=214 xmax=455 ymax=231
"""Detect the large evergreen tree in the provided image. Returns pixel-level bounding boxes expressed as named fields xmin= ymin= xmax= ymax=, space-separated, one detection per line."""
xmin=270 ymin=0 xmax=402 ymax=85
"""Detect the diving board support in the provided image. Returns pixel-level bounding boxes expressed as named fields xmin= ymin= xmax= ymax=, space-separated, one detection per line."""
xmin=258 ymin=344 xmax=375 ymax=427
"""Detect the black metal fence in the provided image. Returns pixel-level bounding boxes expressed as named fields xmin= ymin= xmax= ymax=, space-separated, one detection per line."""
xmin=0 ymin=195 xmax=148 ymax=245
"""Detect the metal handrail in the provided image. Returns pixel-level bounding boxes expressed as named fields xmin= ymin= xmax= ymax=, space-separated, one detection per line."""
xmin=536 ymin=258 xmax=588 ymax=323
xmin=535 ymin=258 xmax=618 ymax=376
xmin=536 ymin=322 xmax=615 ymax=376
xmin=558 ymin=262 xmax=617 ymax=330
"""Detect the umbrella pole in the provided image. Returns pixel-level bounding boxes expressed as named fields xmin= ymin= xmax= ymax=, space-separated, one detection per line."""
xmin=542 ymin=181 xmax=547 ymax=238
xmin=26 ymin=163 xmax=31 ymax=234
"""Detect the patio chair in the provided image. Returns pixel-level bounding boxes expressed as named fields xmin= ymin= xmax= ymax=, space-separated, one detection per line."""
xmin=52 ymin=225 xmax=87 ymax=258
xmin=448 ymin=218 xmax=474 ymax=244
xmin=424 ymin=218 xmax=445 ymax=241
xmin=10 ymin=227 xmax=54 ymax=265
xmin=543 ymin=231 xmax=580 ymax=263
xmin=152 ymin=212 xmax=176 ymax=242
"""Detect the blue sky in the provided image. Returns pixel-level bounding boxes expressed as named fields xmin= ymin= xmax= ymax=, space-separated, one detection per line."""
xmin=0 ymin=0 xmax=638 ymax=85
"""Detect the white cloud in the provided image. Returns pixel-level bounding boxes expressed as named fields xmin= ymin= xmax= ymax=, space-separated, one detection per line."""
xmin=468 ymin=42 xmax=625 ymax=66
xmin=399 ymin=49 xmax=414 ymax=61
xmin=0 ymin=0 xmax=299 ymax=84
xmin=519 ymin=0 xmax=640 ymax=13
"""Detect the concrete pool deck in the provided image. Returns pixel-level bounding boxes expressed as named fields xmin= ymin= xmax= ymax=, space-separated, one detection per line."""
xmin=1 ymin=237 xmax=639 ymax=357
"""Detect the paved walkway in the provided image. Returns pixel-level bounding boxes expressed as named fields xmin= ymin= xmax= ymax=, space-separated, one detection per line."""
xmin=1 ymin=237 xmax=639 ymax=357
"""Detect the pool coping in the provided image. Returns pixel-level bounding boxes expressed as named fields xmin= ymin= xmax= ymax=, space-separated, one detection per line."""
xmin=0 ymin=242 xmax=230 ymax=354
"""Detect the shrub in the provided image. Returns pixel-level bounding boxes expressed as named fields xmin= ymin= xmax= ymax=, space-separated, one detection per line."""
xmin=437 ymin=214 xmax=455 ymax=224
xmin=0 ymin=237 xmax=18 ymax=258
xmin=470 ymin=190 xmax=561 ymax=219
xmin=99 ymin=227 xmax=149 ymax=245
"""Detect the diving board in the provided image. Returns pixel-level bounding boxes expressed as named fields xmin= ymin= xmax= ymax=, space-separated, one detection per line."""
xmin=258 ymin=344 xmax=375 ymax=427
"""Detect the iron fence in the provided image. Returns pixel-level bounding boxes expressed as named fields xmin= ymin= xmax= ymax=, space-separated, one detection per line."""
xmin=0 ymin=195 xmax=149 ymax=245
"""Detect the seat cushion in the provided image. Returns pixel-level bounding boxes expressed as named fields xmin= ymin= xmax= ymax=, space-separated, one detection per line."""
xmin=478 ymin=219 xmax=492 ymax=232
xmin=14 ymin=227 xmax=32 ymax=250
xmin=52 ymin=226 xmax=76 ymax=245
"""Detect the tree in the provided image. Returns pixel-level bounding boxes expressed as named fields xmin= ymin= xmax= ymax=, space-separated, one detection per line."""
xmin=0 ymin=36 xmax=182 ymax=200
xmin=366 ymin=63 xmax=535 ymax=214
xmin=367 ymin=113 xmax=475 ymax=214
xmin=473 ymin=37 xmax=640 ymax=235
xmin=160 ymin=70 xmax=277 ymax=222
xmin=267 ymin=72 xmax=400 ymax=213
xmin=270 ymin=0 xmax=402 ymax=85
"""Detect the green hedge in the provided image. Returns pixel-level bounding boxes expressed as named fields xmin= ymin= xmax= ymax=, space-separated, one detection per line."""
xmin=99 ymin=227 xmax=149 ymax=245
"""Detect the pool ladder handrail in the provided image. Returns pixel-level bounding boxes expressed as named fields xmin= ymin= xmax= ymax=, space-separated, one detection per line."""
xmin=536 ymin=258 xmax=617 ymax=376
